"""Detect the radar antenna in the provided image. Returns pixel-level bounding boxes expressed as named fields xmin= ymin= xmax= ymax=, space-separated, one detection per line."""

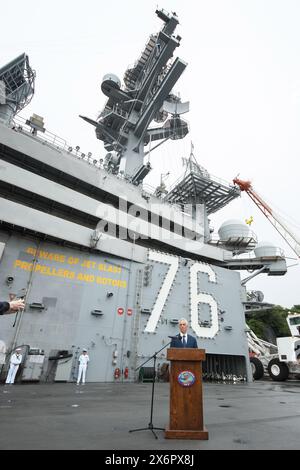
xmin=80 ymin=9 xmax=189 ymax=181
xmin=0 ymin=53 xmax=35 ymax=124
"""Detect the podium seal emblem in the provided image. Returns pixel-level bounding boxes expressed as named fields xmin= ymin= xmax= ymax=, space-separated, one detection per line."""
xmin=177 ymin=370 xmax=196 ymax=387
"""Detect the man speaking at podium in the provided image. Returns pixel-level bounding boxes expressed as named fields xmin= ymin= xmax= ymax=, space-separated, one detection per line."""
xmin=170 ymin=318 xmax=198 ymax=348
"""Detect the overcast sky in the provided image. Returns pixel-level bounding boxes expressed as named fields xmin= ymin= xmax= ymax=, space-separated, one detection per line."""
xmin=2 ymin=0 xmax=300 ymax=308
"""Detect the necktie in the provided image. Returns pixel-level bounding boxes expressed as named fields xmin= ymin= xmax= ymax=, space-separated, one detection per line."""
xmin=182 ymin=335 xmax=186 ymax=347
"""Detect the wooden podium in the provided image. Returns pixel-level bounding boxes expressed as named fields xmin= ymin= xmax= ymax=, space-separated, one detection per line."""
xmin=165 ymin=348 xmax=208 ymax=440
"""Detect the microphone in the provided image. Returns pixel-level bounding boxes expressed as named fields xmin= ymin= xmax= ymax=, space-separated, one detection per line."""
xmin=168 ymin=335 xmax=178 ymax=339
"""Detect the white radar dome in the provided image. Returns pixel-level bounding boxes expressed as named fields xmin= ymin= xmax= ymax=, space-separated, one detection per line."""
xmin=218 ymin=219 xmax=250 ymax=241
xmin=254 ymin=241 xmax=278 ymax=258
xmin=102 ymin=73 xmax=121 ymax=89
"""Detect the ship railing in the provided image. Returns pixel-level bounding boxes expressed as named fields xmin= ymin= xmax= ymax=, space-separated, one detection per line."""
xmin=11 ymin=114 xmax=68 ymax=151
xmin=167 ymin=169 xmax=238 ymax=194
xmin=223 ymin=246 xmax=285 ymax=259
xmin=209 ymin=232 xmax=258 ymax=247
xmin=9 ymin=115 xmax=217 ymax=221
xmin=141 ymin=182 xmax=192 ymax=216
xmin=9 ymin=115 xmax=175 ymax=186
xmin=10 ymin=114 xmax=106 ymax=168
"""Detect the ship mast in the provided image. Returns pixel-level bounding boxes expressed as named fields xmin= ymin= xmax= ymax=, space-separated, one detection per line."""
xmin=80 ymin=8 xmax=189 ymax=183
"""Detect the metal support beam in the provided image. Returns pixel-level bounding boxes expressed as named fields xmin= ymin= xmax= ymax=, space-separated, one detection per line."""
xmin=134 ymin=58 xmax=187 ymax=139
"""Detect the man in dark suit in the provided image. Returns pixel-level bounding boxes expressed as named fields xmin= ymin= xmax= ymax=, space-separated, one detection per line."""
xmin=170 ymin=318 xmax=198 ymax=348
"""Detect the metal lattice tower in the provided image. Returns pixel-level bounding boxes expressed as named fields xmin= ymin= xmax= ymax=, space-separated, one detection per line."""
xmin=0 ymin=53 xmax=35 ymax=124
xmin=166 ymin=144 xmax=240 ymax=215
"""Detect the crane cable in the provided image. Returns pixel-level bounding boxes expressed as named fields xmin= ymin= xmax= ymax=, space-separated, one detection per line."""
xmin=233 ymin=178 xmax=300 ymax=258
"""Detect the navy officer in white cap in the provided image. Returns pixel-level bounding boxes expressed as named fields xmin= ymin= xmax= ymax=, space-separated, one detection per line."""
xmin=76 ymin=348 xmax=89 ymax=385
xmin=5 ymin=347 xmax=23 ymax=384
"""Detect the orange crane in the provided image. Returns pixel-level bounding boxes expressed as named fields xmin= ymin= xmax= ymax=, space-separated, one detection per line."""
xmin=233 ymin=178 xmax=300 ymax=258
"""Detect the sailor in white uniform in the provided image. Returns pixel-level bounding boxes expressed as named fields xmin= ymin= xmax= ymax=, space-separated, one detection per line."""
xmin=6 ymin=348 xmax=22 ymax=384
xmin=76 ymin=348 xmax=89 ymax=385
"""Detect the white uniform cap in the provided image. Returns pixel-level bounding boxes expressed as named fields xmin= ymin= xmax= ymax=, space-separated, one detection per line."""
xmin=16 ymin=348 xmax=22 ymax=351
xmin=82 ymin=348 xmax=87 ymax=352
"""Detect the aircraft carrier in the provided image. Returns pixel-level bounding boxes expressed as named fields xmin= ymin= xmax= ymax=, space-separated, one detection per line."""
xmin=0 ymin=8 xmax=287 ymax=384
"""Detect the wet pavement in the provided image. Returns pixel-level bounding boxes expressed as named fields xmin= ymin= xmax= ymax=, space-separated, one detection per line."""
xmin=0 ymin=379 xmax=300 ymax=450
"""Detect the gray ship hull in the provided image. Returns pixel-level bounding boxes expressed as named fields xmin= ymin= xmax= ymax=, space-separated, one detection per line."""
xmin=0 ymin=232 xmax=250 ymax=383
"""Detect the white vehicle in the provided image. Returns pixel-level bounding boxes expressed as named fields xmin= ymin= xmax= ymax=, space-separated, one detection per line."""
xmin=248 ymin=313 xmax=300 ymax=381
